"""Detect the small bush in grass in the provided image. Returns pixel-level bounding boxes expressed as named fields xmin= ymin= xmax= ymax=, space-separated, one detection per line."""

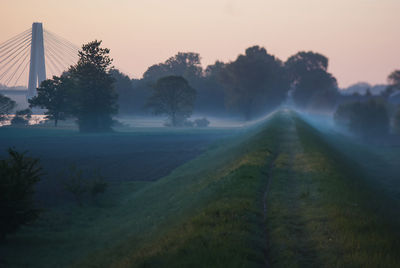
xmin=11 ymin=109 xmax=32 ymax=126
xmin=63 ymin=166 xmax=108 ymax=206
xmin=194 ymin=118 xmax=210 ymax=128
xmin=89 ymin=171 xmax=108 ymax=202
xmin=0 ymin=148 xmax=42 ymax=241
xmin=63 ymin=165 xmax=88 ymax=206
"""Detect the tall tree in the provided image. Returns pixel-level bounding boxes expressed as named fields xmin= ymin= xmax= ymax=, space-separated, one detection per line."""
xmin=146 ymin=76 xmax=196 ymax=126
xmin=68 ymin=40 xmax=118 ymax=132
xmin=0 ymin=94 xmax=16 ymax=121
xmin=218 ymin=46 xmax=290 ymax=120
xmin=29 ymin=76 xmax=72 ymax=127
xmin=286 ymin=51 xmax=338 ymax=110
xmin=143 ymin=52 xmax=203 ymax=83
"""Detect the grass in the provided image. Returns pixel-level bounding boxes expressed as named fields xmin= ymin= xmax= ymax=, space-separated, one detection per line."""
xmin=2 ymin=111 xmax=400 ymax=267
xmin=265 ymin=112 xmax=400 ymax=267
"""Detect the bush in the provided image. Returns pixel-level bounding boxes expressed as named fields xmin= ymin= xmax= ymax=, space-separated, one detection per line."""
xmin=194 ymin=118 xmax=210 ymax=127
xmin=89 ymin=172 xmax=108 ymax=202
xmin=63 ymin=165 xmax=88 ymax=206
xmin=0 ymin=148 xmax=42 ymax=240
xmin=11 ymin=109 xmax=32 ymax=126
xmin=334 ymin=98 xmax=389 ymax=138
xmin=63 ymin=166 xmax=108 ymax=206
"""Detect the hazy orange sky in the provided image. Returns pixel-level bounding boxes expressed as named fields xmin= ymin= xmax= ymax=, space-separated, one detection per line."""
xmin=1 ymin=0 xmax=399 ymax=88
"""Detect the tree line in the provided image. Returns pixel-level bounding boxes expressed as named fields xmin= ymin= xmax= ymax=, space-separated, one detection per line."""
xmin=1 ymin=41 xmax=400 ymax=134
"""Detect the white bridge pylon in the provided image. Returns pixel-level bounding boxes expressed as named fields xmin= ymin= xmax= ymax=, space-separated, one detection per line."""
xmin=0 ymin=22 xmax=79 ymax=98
xmin=28 ymin=23 xmax=46 ymax=99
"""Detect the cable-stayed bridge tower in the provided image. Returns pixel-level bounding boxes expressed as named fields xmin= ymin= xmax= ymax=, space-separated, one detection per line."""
xmin=27 ymin=23 xmax=46 ymax=98
xmin=0 ymin=23 xmax=79 ymax=99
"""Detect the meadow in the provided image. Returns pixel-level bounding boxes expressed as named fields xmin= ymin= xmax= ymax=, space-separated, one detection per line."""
xmin=1 ymin=111 xmax=400 ymax=267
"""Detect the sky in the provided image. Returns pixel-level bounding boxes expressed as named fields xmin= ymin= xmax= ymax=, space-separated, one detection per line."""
xmin=1 ymin=0 xmax=399 ymax=88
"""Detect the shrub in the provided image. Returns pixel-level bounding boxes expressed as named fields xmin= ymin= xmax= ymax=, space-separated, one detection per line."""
xmin=0 ymin=148 xmax=42 ymax=241
xmin=63 ymin=166 xmax=108 ymax=206
xmin=89 ymin=172 xmax=108 ymax=202
xmin=334 ymin=98 xmax=389 ymax=138
xmin=63 ymin=165 xmax=88 ymax=206
xmin=11 ymin=109 xmax=32 ymax=126
xmin=194 ymin=118 xmax=210 ymax=127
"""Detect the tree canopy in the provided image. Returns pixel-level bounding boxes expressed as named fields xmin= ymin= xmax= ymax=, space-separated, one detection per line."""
xmin=146 ymin=76 xmax=196 ymax=126
xmin=286 ymin=51 xmax=338 ymax=110
xmin=68 ymin=40 xmax=118 ymax=132
xmin=0 ymin=94 xmax=16 ymax=121
xmin=29 ymin=75 xmax=72 ymax=126
xmin=218 ymin=46 xmax=290 ymax=120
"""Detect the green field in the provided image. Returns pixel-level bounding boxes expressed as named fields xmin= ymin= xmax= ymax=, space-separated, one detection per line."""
xmin=1 ymin=111 xmax=400 ymax=267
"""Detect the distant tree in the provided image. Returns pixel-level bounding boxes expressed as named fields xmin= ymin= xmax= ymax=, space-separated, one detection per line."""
xmin=194 ymin=118 xmax=210 ymax=127
xmin=218 ymin=46 xmax=290 ymax=120
xmin=0 ymin=94 xmax=16 ymax=121
xmin=388 ymin=70 xmax=400 ymax=87
xmin=68 ymin=40 xmax=118 ymax=132
xmin=110 ymin=69 xmax=134 ymax=114
xmin=0 ymin=148 xmax=42 ymax=241
xmin=198 ymin=61 xmax=227 ymax=114
xmin=143 ymin=52 xmax=203 ymax=83
xmin=29 ymin=76 xmax=72 ymax=127
xmin=384 ymin=70 xmax=400 ymax=97
xmin=393 ymin=106 xmax=400 ymax=135
xmin=334 ymin=98 xmax=389 ymax=138
xmin=146 ymin=76 xmax=196 ymax=127
xmin=11 ymin=109 xmax=32 ymax=126
xmin=286 ymin=51 xmax=338 ymax=110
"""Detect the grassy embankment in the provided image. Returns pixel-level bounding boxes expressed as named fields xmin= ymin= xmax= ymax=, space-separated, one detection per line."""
xmin=266 ymin=112 xmax=400 ymax=267
xmin=2 ymin=111 xmax=400 ymax=267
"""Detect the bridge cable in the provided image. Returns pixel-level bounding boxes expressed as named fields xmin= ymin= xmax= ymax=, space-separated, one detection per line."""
xmin=44 ymin=37 xmax=78 ymax=65
xmin=0 ymin=44 xmax=30 ymax=83
xmin=5 ymin=50 xmax=30 ymax=86
xmin=0 ymin=28 xmax=31 ymax=51
xmin=0 ymin=37 xmax=32 ymax=65
xmin=0 ymin=41 xmax=31 ymax=75
xmin=0 ymin=31 xmax=31 ymax=58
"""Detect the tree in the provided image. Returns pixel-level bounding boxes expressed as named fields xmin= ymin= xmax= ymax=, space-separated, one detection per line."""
xmin=143 ymin=52 xmax=203 ymax=83
xmin=218 ymin=46 xmax=290 ymax=120
xmin=68 ymin=40 xmax=118 ymax=132
xmin=0 ymin=94 xmax=16 ymax=121
xmin=384 ymin=70 xmax=400 ymax=96
xmin=146 ymin=76 xmax=196 ymax=126
xmin=0 ymin=148 xmax=42 ymax=240
xmin=110 ymin=69 xmax=136 ymax=114
xmin=11 ymin=108 xmax=32 ymax=126
xmin=334 ymin=98 xmax=389 ymax=138
xmin=29 ymin=75 xmax=72 ymax=127
xmin=286 ymin=51 xmax=338 ymax=110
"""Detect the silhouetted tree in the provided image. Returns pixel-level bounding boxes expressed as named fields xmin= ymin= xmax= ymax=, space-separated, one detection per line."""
xmin=110 ymin=69 xmax=136 ymax=114
xmin=286 ymin=51 xmax=338 ymax=110
xmin=384 ymin=70 xmax=400 ymax=97
xmin=218 ymin=46 xmax=290 ymax=120
xmin=11 ymin=109 xmax=32 ymax=126
xmin=146 ymin=76 xmax=196 ymax=126
xmin=334 ymin=98 xmax=389 ymax=138
xmin=0 ymin=148 xmax=42 ymax=241
xmin=143 ymin=52 xmax=203 ymax=83
xmin=29 ymin=76 xmax=72 ymax=127
xmin=0 ymin=94 xmax=16 ymax=121
xmin=68 ymin=40 xmax=118 ymax=132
